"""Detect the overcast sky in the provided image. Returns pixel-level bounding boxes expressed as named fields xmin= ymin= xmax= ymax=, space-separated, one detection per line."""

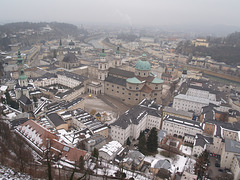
xmin=1 ymin=0 xmax=240 ymax=28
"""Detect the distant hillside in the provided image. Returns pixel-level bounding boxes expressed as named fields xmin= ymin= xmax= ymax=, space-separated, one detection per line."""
xmin=0 ymin=22 xmax=83 ymax=51
xmin=176 ymin=32 xmax=240 ymax=66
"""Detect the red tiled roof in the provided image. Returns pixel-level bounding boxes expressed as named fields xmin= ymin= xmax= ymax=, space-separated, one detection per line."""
xmin=141 ymin=84 xmax=152 ymax=93
xmin=50 ymin=139 xmax=87 ymax=162
xmin=20 ymin=120 xmax=59 ymax=147
xmin=19 ymin=120 xmax=88 ymax=162
xmin=136 ymin=76 xmax=155 ymax=83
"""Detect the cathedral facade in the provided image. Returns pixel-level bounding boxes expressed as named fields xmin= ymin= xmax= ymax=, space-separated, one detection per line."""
xmin=104 ymin=55 xmax=164 ymax=105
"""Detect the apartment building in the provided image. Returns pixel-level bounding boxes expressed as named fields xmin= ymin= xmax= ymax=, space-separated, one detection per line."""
xmin=162 ymin=115 xmax=203 ymax=143
xmin=110 ymin=99 xmax=162 ymax=145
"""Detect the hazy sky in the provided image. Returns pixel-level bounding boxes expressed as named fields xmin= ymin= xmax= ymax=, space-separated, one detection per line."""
xmin=1 ymin=0 xmax=240 ymax=27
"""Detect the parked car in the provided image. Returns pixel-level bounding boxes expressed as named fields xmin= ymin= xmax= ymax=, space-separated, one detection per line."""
xmin=218 ymin=169 xmax=223 ymax=172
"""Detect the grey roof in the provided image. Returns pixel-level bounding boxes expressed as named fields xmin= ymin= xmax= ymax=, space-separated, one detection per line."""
xmin=108 ymin=67 xmax=134 ymax=79
xmin=87 ymin=134 xmax=105 ymax=145
xmin=127 ymin=150 xmax=145 ymax=165
xmin=63 ymin=97 xmax=83 ymax=109
xmin=31 ymin=72 xmax=57 ymax=81
xmin=105 ymin=76 xmax=126 ymax=87
xmin=47 ymin=113 xmax=66 ymax=127
xmin=19 ymin=95 xmax=32 ymax=105
xmin=225 ymin=139 xmax=240 ymax=154
xmin=164 ymin=107 xmax=193 ymax=118
xmin=154 ymin=159 xmax=171 ymax=170
xmin=194 ymin=134 xmax=213 ymax=148
xmin=163 ymin=115 xmax=203 ymax=130
xmin=57 ymin=71 xmax=88 ymax=82
xmin=111 ymin=99 xmax=161 ymax=129
xmin=158 ymin=130 xmax=167 ymax=142
xmin=10 ymin=118 xmax=29 ymax=128
xmin=201 ymin=103 xmax=219 ymax=121
xmin=204 ymin=119 xmax=240 ymax=135
xmin=62 ymin=53 xmax=78 ymax=63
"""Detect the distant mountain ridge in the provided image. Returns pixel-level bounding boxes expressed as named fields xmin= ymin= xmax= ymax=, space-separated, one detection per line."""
xmin=0 ymin=22 xmax=83 ymax=51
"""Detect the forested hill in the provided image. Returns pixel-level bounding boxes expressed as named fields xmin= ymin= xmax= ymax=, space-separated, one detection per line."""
xmin=0 ymin=22 xmax=85 ymax=51
xmin=0 ymin=22 xmax=79 ymax=36
xmin=176 ymin=32 xmax=240 ymax=66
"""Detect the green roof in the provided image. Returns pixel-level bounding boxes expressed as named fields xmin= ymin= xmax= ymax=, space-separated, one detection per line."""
xmin=116 ymin=46 xmax=120 ymax=54
xmin=19 ymin=69 xmax=27 ymax=80
xmin=100 ymin=48 xmax=106 ymax=57
xmin=126 ymin=77 xmax=142 ymax=84
xmin=135 ymin=60 xmax=151 ymax=71
xmin=19 ymin=74 xmax=27 ymax=80
xmin=17 ymin=50 xmax=23 ymax=64
xmin=152 ymin=77 xmax=164 ymax=84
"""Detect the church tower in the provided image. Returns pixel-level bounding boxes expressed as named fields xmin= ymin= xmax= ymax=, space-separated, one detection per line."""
xmin=58 ymin=38 xmax=64 ymax=67
xmin=98 ymin=48 xmax=108 ymax=81
xmin=115 ymin=46 xmax=122 ymax=67
xmin=15 ymin=50 xmax=30 ymax=99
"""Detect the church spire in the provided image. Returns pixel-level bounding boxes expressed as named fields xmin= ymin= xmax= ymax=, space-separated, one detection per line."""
xmin=17 ymin=49 xmax=23 ymax=65
xmin=59 ymin=38 xmax=62 ymax=47
xmin=116 ymin=46 xmax=120 ymax=54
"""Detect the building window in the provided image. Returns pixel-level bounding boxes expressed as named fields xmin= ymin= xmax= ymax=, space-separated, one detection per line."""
xmin=117 ymin=91 xmax=119 ymax=93
xmin=136 ymin=94 xmax=138 ymax=96
xmin=128 ymin=93 xmax=131 ymax=95
xmin=155 ymin=87 xmax=158 ymax=90
xmin=106 ymin=83 xmax=109 ymax=86
xmin=129 ymin=86 xmax=132 ymax=89
xmin=143 ymin=94 xmax=145 ymax=97
xmin=112 ymin=85 xmax=114 ymax=87
xmin=117 ymin=86 xmax=119 ymax=89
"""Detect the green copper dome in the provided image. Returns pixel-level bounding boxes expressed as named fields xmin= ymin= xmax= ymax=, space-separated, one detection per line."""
xmin=135 ymin=60 xmax=151 ymax=71
xmin=126 ymin=77 xmax=142 ymax=84
xmin=152 ymin=77 xmax=164 ymax=84
xmin=17 ymin=50 xmax=23 ymax=64
xmin=19 ymin=74 xmax=27 ymax=80
xmin=100 ymin=48 xmax=106 ymax=57
xmin=19 ymin=69 xmax=27 ymax=80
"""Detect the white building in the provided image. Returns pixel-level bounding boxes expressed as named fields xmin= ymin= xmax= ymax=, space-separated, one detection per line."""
xmin=162 ymin=115 xmax=203 ymax=143
xmin=186 ymin=86 xmax=216 ymax=101
xmin=110 ymin=99 xmax=162 ymax=145
xmin=99 ymin=141 xmax=123 ymax=161
xmin=173 ymin=94 xmax=220 ymax=115
xmin=220 ymin=139 xmax=240 ymax=180
xmin=192 ymin=134 xmax=213 ymax=157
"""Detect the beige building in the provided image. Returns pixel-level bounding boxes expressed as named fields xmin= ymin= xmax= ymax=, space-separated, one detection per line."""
xmin=163 ymin=107 xmax=193 ymax=120
xmin=105 ymin=55 xmax=164 ymax=106
xmin=220 ymin=139 xmax=240 ymax=180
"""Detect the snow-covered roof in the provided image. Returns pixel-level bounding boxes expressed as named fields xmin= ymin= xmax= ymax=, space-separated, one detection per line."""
xmin=99 ymin=141 xmax=123 ymax=156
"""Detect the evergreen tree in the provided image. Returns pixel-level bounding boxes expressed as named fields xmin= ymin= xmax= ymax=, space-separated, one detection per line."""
xmin=137 ymin=131 xmax=144 ymax=140
xmin=147 ymin=127 xmax=158 ymax=153
xmin=91 ymin=148 xmax=99 ymax=160
xmin=194 ymin=150 xmax=209 ymax=179
xmin=79 ymin=156 xmax=85 ymax=171
xmin=138 ymin=135 xmax=146 ymax=155
xmin=126 ymin=137 xmax=131 ymax=146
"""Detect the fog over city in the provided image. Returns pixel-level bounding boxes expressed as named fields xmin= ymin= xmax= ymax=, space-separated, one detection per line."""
xmin=1 ymin=0 xmax=240 ymax=32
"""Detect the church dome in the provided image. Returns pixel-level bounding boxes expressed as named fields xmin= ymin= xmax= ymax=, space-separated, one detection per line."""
xmin=69 ymin=40 xmax=75 ymax=46
xmin=62 ymin=53 xmax=78 ymax=63
xmin=135 ymin=60 xmax=151 ymax=71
